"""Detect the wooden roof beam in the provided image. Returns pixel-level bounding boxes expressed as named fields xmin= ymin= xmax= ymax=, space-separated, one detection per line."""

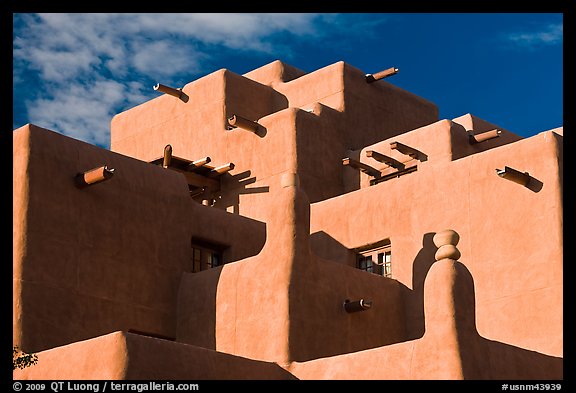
xmin=365 ymin=67 xmax=399 ymax=83
xmin=153 ymin=83 xmax=189 ymax=103
xmin=75 ymin=165 xmax=115 ymax=189
xmin=186 ymin=157 xmax=211 ymax=171
xmin=209 ymin=163 xmax=235 ymax=178
xmin=226 ymin=114 xmax=262 ymax=134
xmin=468 ymin=129 xmax=502 ymax=144
xmin=162 ymin=144 xmax=172 ymax=168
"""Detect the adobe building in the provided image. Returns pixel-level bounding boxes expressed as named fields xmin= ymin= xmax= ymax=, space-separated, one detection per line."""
xmin=13 ymin=60 xmax=563 ymax=380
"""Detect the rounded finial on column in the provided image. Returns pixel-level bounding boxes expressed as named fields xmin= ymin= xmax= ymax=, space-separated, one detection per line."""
xmin=433 ymin=229 xmax=461 ymax=261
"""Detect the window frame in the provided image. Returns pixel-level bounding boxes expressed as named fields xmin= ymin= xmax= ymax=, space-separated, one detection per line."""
xmin=355 ymin=240 xmax=392 ymax=278
xmin=190 ymin=238 xmax=225 ymax=273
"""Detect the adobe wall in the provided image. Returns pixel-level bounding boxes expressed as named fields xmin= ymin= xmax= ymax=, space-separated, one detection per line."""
xmin=177 ymin=174 xmax=407 ymax=364
xmin=271 ymin=61 xmax=439 ymax=149
xmin=13 ymin=57 xmax=562 ymax=379
xmin=13 ymin=124 xmax=266 ymax=353
xmin=340 ymin=116 xmax=523 ymax=191
xmin=309 ymin=128 xmax=563 ymax=356
xmin=14 ymin=331 xmax=296 ymax=380
xmin=110 ymin=61 xmax=438 ymax=205
xmin=16 ymin=255 xmax=561 ymax=380
xmin=287 ymin=257 xmax=562 ymax=380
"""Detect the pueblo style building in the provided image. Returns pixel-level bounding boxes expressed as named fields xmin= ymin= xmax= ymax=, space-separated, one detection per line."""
xmin=13 ymin=60 xmax=563 ymax=380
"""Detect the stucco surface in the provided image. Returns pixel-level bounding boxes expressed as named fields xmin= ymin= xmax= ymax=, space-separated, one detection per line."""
xmin=286 ymin=258 xmax=562 ymax=379
xmin=14 ymin=331 xmax=296 ymax=380
xmin=13 ymin=124 xmax=266 ymax=353
xmin=310 ymin=129 xmax=563 ymax=356
xmin=13 ymin=59 xmax=562 ymax=380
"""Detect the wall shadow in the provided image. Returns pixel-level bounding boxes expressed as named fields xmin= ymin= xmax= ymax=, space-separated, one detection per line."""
xmin=176 ymin=266 xmax=223 ymax=350
xmin=177 ymin=228 xmax=562 ymax=379
xmin=474 ymin=337 xmax=563 ymax=379
xmin=526 ymin=175 xmax=544 ymax=193
xmin=342 ymin=149 xmax=362 ymax=193
xmin=403 ymin=232 xmax=437 ymax=339
xmin=219 ymin=170 xmax=270 ymax=214
xmin=309 ymin=231 xmax=356 ymax=266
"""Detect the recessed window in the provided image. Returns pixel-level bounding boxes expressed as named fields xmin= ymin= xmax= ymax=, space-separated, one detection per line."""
xmin=191 ymin=239 xmax=224 ymax=273
xmin=356 ymin=240 xmax=392 ymax=278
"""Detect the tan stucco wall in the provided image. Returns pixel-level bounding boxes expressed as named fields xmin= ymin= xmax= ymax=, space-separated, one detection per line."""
xmin=310 ymin=128 xmax=563 ymax=356
xmin=178 ymin=178 xmax=407 ymax=364
xmin=111 ymin=61 xmax=438 ymax=205
xmin=287 ymin=258 xmax=562 ymax=380
xmin=14 ymin=331 xmax=296 ymax=380
xmin=111 ymin=68 xmax=288 ymax=163
xmin=16 ymin=256 xmax=561 ymax=380
xmin=13 ymin=58 xmax=562 ymax=379
xmin=340 ymin=116 xmax=523 ymax=191
xmin=13 ymin=124 xmax=267 ymax=353
xmin=270 ymin=61 xmax=438 ymax=149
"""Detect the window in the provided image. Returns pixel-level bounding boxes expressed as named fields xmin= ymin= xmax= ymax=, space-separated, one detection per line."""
xmin=356 ymin=240 xmax=391 ymax=278
xmin=206 ymin=251 xmax=221 ymax=269
xmin=381 ymin=249 xmax=392 ymax=278
xmin=191 ymin=239 xmax=224 ymax=273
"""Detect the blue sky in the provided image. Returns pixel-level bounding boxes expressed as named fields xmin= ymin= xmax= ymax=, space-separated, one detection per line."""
xmin=12 ymin=13 xmax=563 ymax=149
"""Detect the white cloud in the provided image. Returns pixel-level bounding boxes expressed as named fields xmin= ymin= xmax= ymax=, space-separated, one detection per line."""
xmin=506 ymin=23 xmax=563 ymax=48
xmin=12 ymin=13 xmax=330 ymax=148
xmin=26 ymin=80 xmax=131 ymax=148
xmin=13 ymin=13 xmax=325 ymax=83
xmin=130 ymin=40 xmax=204 ymax=76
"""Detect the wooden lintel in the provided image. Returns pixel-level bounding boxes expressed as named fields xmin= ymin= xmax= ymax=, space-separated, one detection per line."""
xmin=342 ymin=157 xmax=381 ymax=178
xmin=390 ymin=141 xmax=426 ymax=161
xmin=366 ymin=150 xmax=405 ymax=170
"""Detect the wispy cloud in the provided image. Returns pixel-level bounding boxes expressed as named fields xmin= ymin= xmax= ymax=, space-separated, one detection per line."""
xmin=25 ymin=80 xmax=139 ymax=148
xmin=13 ymin=13 xmax=334 ymax=148
xmin=506 ymin=22 xmax=563 ymax=49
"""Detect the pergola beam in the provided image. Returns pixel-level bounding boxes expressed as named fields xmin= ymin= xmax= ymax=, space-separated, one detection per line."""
xmin=366 ymin=150 xmax=405 ymax=170
xmin=342 ymin=157 xmax=381 ymax=178
xmin=390 ymin=141 xmax=426 ymax=161
xmin=209 ymin=163 xmax=235 ymax=178
xmin=186 ymin=157 xmax=211 ymax=171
